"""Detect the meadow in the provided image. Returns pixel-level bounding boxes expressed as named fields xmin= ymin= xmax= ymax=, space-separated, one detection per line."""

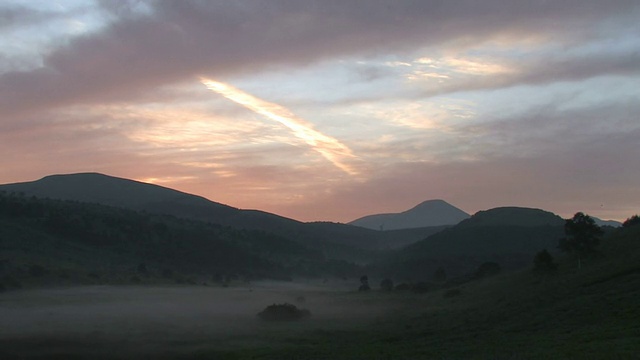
xmin=2 ymin=257 xmax=639 ymax=360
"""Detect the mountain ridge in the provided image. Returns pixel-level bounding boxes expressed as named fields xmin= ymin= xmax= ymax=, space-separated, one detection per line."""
xmin=0 ymin=173 xmax=430 ymax=256
xmin=349 ymin=199 xmax=470 ymax=230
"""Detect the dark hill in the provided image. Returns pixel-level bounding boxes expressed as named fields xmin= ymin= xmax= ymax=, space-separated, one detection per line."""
xmin=349 ymin=199 xmax=469 ymax=230
xmin=457 ymin=206 xmax=564 ymax=227
xmin=0 ymin=192 xmax=368 ymax=289
xmin=0 ymin=173 xmax=427 ymax=258
xmin=376 ymin=207 xmax=566 ymax=279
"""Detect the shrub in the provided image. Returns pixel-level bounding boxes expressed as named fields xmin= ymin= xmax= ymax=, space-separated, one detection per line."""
xmin=533 ymin=249 xmax=558 ymax=276
xmin=358 ymin=275 xmax=370 ymax=292
xmin=257 ymin=303 xmax=311 ymax=321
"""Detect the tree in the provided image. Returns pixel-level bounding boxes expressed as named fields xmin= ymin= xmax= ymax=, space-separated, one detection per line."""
xmin=622 ymin=215 xmax=640 ymax=228
xmin=532 ymin=249 xmax=557 ymax=276
xmin=358 ymin=275 xmax=370 ymax=292
xmin=558 ymin=212 xmax=603 ymax=269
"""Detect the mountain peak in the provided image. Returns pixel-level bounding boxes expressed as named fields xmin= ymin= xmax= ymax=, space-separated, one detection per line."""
xmin=0 ymin=172 xmax=229 ymax=210
xmin=349 ymin=199 xmax=469 ymax=230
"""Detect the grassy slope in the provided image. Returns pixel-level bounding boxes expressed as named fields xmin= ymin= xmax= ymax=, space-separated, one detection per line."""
xmin=223 ymin=225 xmax=640 ymax=359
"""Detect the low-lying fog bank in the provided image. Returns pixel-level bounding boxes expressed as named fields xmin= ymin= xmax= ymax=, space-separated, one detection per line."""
xmin=0 ymin=282 xmax=406 ymax=358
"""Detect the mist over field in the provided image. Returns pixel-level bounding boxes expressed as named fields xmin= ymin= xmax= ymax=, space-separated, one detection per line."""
xmin=0 ymin=282 xmax=401 ymax=358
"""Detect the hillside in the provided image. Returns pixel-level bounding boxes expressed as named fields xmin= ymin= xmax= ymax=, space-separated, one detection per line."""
xmin=0 ymin=173 xmax=418 ymax=259
xmin=376 ymin=207 xmax=566 ymax=280
xmin=349 ymin=199 xmax=469 ymax=230
xmin=244 ymin=223 xmax=640 ymax=359
xmin=0 ymin=192 xmax=363 ymax=290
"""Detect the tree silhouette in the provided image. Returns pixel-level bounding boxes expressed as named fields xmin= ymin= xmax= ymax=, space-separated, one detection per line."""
xmin=558 ymin=212 xmax=603 ymax=269
xmin=622 ymin=215 xmax=640 ymax=228
xmin=358 ymin=275 xmax=370 ymax=292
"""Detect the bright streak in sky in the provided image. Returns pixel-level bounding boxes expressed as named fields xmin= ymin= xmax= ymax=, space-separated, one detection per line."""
xmin=201 ymin=78 xmax=360 ymax=175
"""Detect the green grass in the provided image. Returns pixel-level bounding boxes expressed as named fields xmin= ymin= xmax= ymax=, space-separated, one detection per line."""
xmin=2 ymin=226 xmax=639 ymax=359
xmin=193 ymin=226 xmax=640 ymax=359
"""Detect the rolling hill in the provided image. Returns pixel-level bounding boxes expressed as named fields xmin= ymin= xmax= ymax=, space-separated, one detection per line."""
xmin=376 ymin=207 xmax=566 ymax=280
xmin=0 ymin=173 xmax=433 ymax=258
xmin=349 ymin=199 xmax=469 ymax=230
xmin=0 ymin=191 xmax=366 ymax=289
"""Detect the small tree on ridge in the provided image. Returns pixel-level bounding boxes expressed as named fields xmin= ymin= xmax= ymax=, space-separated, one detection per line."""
xmin=558 ymin=212 xmax=603 ymax=269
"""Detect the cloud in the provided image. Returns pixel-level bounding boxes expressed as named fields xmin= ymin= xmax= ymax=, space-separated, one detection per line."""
xmin=1 ymin=0 xmax=638 ymax=117
xmin=201 ymin=78 xmax=360 ymax=175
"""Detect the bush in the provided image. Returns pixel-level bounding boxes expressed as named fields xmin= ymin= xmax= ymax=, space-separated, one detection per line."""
xmin=257 ymin=303 xmax=311 ymax=321
xmin=533 ymin=249 xmax=558 ymax=276
xmin=358 ymin=275 xmax=370 ymax=292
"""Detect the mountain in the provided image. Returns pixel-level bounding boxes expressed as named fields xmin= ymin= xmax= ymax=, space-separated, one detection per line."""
xmin=0 ymin=173 xmax=428 ymax=257
xmin=592 ymin=217 xmax=622 ymax=228
xmin=349 ymin=199 xmax=470 ymax=230
xmin=0 ymin=192 xmax=365 ymax=289
xmin=375 ymin=207 xmax=566 ymax=279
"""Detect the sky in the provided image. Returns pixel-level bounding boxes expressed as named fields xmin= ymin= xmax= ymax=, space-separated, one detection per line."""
xmin=1 ymin=0 xmax=639 ymax=223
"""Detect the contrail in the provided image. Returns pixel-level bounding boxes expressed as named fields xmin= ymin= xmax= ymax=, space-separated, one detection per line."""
xmin=201 ymin=78 xmax=359 ymax=175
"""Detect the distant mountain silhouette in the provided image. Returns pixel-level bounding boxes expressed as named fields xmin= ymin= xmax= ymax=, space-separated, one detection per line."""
xmin=0 ymin=173 xmax=429 ymax=257
xmin=349 ymin=199 xmax=469 ymax=230
xmin=591 ymin=217 xmax=622 ymax=228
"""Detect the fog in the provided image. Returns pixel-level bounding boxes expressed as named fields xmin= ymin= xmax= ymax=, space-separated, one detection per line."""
xmin=0 ymin=282 xmax=402 ymax=358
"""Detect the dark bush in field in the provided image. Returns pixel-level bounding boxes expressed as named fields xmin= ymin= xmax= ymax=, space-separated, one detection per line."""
xmin=257 ymin=303 xmax=311 ymax=321
xmin=532 ymin=249 xmax=558 ymax=276
xmin=358 ymin=275 xmax=371 ymax=292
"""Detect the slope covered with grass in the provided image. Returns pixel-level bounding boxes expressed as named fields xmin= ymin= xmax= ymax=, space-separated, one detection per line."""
xmin=230 ymin=223 xmax=640 ymax=359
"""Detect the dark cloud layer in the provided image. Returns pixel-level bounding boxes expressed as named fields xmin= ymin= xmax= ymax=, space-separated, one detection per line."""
xmin=2 ymin=0 xmax=638 ymax=118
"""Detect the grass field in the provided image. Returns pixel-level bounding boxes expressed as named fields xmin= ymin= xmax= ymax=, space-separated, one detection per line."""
xmin=2 ymin=226 xmax=639 ymax=359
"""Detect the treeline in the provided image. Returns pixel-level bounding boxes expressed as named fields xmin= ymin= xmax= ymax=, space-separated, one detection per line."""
xmin=0 ymin=192 xmax=360 ymax=290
